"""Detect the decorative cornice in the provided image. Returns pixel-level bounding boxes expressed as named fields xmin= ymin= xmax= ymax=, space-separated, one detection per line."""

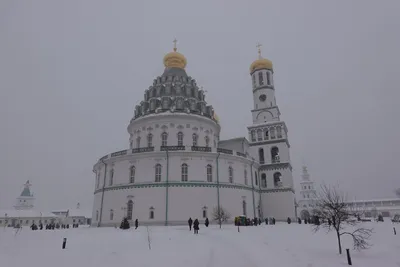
xmin=259 ymin=162 xmax=292 ymax=171
xmin=93 ymin=181 xmax=294 ymax=194
xmin=249 ymin=138 xmax=290 ymax=147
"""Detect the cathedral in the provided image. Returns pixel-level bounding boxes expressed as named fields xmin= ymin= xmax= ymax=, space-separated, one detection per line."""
xmin=91 ymin=42 xmax=296 ymax=226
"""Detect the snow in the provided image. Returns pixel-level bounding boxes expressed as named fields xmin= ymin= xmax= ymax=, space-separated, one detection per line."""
xmin=1 ymin=221 xmax=399 ymax=267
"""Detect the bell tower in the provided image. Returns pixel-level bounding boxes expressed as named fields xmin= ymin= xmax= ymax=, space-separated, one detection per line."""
xmin=14 ymin=180 xmax=35 ymax=210
xmin=247 ymin=44 xmax=295 ymax=220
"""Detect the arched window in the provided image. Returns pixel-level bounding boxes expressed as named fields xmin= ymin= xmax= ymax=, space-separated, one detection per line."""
xmin=213 ymin=139 xmax=216 ymax=148
xmin=207 ymin=165 xmax=213 ymax=182
xmin=266 ymin=71 xmax=271 ymax=85
xmin=242 ymin=200 xmax=247 ymax=216
xmin=109 ymin=169 xmax=114 ymax=186
xmin=273 ymin=172 xmax=282 ymax=187
xmin=110 ymin=209 xmax=114 ymax=220
xmin=136 ymin=136 xmax=141 ymax=148
xmin=259 ymin=148 xmax=265 ymax=164
xmin=257 ymin=129 xmax=262 ymax=141
xmin=251 ymin=130 xmax=256 ymax=142
xmin=276 ymin=126 xmax=282 ymax=138
xmin=244 ymin=169 xmax=248 ymax=185
xmin=258 ymin=72 xmax=264 ymax=85
xmin=270 ymin=128 xmax=276 ymax=139
xmin=161 ymin=132 xmax=168 ymax=146
xmin=271 ymin=147 xmax=279 ymax=163
xmin=129 ymin=140 xmax=133 ymax=149
xmin=264 ymin=129 xmax=269 ymax=140
xmin=228 ymin=166 xmax=234 ymax=183
xmin=205 ymin=136 xmax=210 ymax=147
xmin=129 ymin=166 xmax=135 ymax=183
xmin=177 ymin=132 xmax=184 ymax=146
xmin=261 ymin=173 xmax=267 ymax=188
xmin=252 ymin=74 xmax=256 ymax=86
xmin=147 ymin=133 xmax=153 ymax=147
xmin=255 ymin=172 xmax=258 ymax=186
xmin=96 ymin=210 xmax=99 ymax=221
xmin=192 ymin=133 xmax=198 ymax=146
xmin=149 ymin=207 xmax=154 ymax=219
xmin=155 ymin=164 xmax=162 ymax=182
xmin=181 ymin=163 xmax=188 ymax=181
xmin=127 ymin=200 xmax=133 ymax=220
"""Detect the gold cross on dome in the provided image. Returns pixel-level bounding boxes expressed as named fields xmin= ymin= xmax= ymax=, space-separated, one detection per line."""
xmin=256 ymin=43 xmax=262 ymax=58
xmin=173 ymin=38 xmax=178 ymax=52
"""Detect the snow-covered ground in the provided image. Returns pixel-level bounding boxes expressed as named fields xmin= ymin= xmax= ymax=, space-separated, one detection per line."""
xmin=1 ymin=222 xmax=399 ymax=267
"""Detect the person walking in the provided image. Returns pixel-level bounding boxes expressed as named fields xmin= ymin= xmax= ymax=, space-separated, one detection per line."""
xmin=135 ymin=219 xmax=138 ymax=229
xmin=193 ymin=218 xmax=199 ymax=234
xmin=188 ymin=217 xmax=193 ymax=231
xmin=205 ymin=217 xmax=209 ymax=227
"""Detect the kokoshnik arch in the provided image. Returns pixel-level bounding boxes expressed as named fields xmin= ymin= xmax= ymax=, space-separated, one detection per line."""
xmin=91 ymin=41 xmax=296 ymax=226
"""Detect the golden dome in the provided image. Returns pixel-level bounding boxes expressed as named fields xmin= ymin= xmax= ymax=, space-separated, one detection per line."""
xmin=163 ymin=39 xmax=187 ymax=69
xmin=250 ymin=58 xmax=273 ymax=73
xmin=213 ymin=112 xmax=220 ymax=124
xmin=250 ymin=43 xmax=273 ymax=73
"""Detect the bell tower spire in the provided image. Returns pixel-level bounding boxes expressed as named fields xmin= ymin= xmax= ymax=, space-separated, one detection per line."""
xmin=14 ymin=180 xmax=35 ymax=210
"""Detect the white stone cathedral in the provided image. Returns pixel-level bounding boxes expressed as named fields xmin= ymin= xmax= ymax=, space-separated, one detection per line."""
xmin=91 ymin=42 xmax=296 ymax=226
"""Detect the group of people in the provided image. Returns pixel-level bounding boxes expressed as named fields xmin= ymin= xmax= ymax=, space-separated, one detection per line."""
xmin=188 ymin=217 xmax=209 ymax=234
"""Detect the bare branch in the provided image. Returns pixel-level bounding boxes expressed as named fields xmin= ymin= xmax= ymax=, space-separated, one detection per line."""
xmin=341 ymin=228 xmax=373 ymax=250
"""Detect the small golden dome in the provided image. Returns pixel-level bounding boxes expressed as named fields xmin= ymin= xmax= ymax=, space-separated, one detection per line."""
xmin=250 ymin=43 xmax=273 ymax=73
xmin=163 ymin=39 xmax=187 ymax=69
xmin=213 ymin=112 xmax=220 ymax=124
xmin=250 ymin=58 xmax=273 ymax=73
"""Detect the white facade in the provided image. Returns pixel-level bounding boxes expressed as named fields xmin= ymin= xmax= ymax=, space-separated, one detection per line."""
xmin=14 ymin=180 xmax=35 ymax=210
xmin=91 ymin=48 xmax=296 ymax=226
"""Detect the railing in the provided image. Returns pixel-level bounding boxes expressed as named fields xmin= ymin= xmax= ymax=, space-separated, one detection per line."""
xmin=161 ymin=146 xmax=186 ymax=151
xmin=132 ymin=147 xmax=154 ymax=153
xmin=191 ymin=146 xmax=212 ymax=152
xmin=272 ymin=156 xmax=280 ymax=163
xmin=217 ymin=148 xmax=233 ymax=155
xmin=236 ymin=151 xmax=247 ymax=158
xmin=111 ymin=150 xmax=127 ymax=157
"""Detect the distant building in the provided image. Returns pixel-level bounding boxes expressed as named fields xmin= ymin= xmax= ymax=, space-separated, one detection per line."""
xmin=0 ymin=182 xmax=91 ymax=227
xmin=297 ymin=166 xmax=317 ymax=219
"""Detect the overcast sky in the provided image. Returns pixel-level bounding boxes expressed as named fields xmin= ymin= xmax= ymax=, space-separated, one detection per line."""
xmin=1 ymin=0 xmax=399 ymax=211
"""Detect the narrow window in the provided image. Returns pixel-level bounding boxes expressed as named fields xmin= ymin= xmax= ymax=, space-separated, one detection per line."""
xmin=273 ymin=172 xmax=282 ymax=187
xmin=129 ymin=166 xmax=135 ymax=183
xmin=213 ymin=139 xmax=216 ymax=148
xmin=192 ymin=133 xmax=198 ymax=146
xmin=96 ymin=210 xmax=99 ymax=221
xmin=205 ymin=136 xmax=210 ymax=147
xmin=181 ymin=163 xmax=188 ymax=181
xmin=257 ymin=129 xmax=262 ymax=141
xmin=255 ymin=172 xmax=258 ymax=186
xmin=202 ymin=208 xmax=207 ymax=218
xmin=242 ymin=200 xmax=247 ymax=216
xmin=110 ymin=209 xmax=114 ymax=220
xmin=271 ymin=147 xmax=279 ymax=163
xmin=155 ymin=164 xmax=162 ymax=182
xmin=129 ymin=140 xmax=133 ymax=149
xmin=259 ymin=148 xmax=265 ymax=164
xmin=207 ymin=165 xmax=213 ymax=182
xmin=136 ymin=136 xmax=141 ymax=148
xmin=229 ymin=166 xmax=234 ymax=183
xmin=109 ymin=169 xmax=114 ymax=186
xmin=127 ymin=200 xmax=133 ymax=220
xmin=147 ymin=133 xmax=153 ymax=147
xmin=258 ymin=72 xmax=264 ymax=85
xmin=266 ymin=71 xmax=271 ymax=85
xmin=270 ymin=128 xmax=276 ymax=139
xmin=251 ymin=130 xmax=256 ymax=142
xmin=96 ymin=173 xmax=100 ymax=189
xmin=161 ymin=132 xmax=168 ymax=146
xmin=252 ymin=74 xmax=256 ymax=86
xmin=149 ymin=207 xmax=154 ymax=219
xmin=244 ymin=169 xmax=248 ymax=185
xmin=276 ymin=126 xmax=282 ymax=138
xmin=177 ymin=132 xmax=183 ymax=146
xmin=264 ymin=129 xmax=269 ymax=140
xmin=261 ymin=173 xmax=267 ymax=188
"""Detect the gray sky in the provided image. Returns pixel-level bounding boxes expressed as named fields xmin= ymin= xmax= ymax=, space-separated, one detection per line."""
xmin=1 ymin=0 xmax=399 ymax=210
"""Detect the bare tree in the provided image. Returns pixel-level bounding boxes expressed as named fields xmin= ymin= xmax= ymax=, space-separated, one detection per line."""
xmin=212 ymin=206 xmax=231 ymax=224
xmin=395 ymin=188 xmax=400 ymax=198
xmin=313 ymin=184 xmax=373 ymax=255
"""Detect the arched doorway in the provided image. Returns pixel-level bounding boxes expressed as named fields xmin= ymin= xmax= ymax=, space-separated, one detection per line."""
xmin=300 ymin=210 xmax=310 ymax=220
